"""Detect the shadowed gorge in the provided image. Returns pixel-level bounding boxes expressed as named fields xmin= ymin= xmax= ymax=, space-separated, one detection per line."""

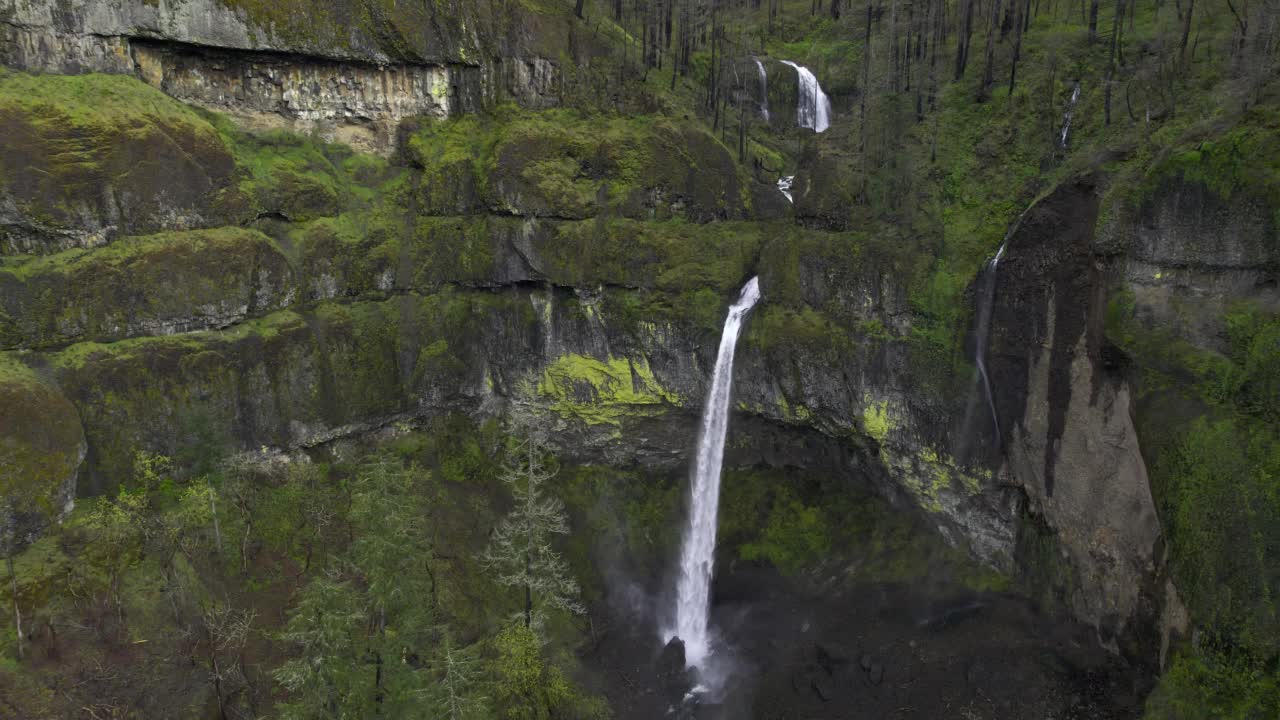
xmin=0 ymin=0 xmax=1277 ymax=718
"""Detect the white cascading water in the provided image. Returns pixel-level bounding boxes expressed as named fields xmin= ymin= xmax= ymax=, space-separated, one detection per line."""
xmin=780 ymin=61 xmax=832 ymax=133
xmin=668 ymin=277 xmax=762 ymax=670
xmin=1059 ymin=83 xmax=1081 ymax=148
xmin=754 ymin=58 xmax=770 ymax=122
xmin=777 ymin=175 xmax=794 ymax=203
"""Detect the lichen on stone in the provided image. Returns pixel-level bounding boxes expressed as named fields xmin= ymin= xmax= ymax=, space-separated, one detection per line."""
xmin=534 ymin=354 xmax=680 ymax=427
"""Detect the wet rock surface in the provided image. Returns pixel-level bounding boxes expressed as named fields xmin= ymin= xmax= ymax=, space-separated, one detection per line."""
xmin=585 ymin=566 xmax=1149 ymax=720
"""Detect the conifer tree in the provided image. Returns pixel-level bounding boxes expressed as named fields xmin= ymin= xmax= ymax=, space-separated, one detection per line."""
xmin=481 ymin=430 xmax=584 ymax=630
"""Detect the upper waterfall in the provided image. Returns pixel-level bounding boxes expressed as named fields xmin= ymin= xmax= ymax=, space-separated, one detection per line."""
xmin=754 ymin=58 xmax=770 ymax=122
xmin=780 ymin=61 xmax=832 ymax=133
xmin=667 ymin=277 xmax=762 ymax=673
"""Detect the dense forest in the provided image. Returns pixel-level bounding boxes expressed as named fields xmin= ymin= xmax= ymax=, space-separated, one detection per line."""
xmin=0 ymin=0 xmax=1277 ymax=717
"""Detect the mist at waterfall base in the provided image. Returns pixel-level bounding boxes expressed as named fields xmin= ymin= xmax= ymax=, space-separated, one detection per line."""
xmin=660 ymin=277 xmax=761 ymax=700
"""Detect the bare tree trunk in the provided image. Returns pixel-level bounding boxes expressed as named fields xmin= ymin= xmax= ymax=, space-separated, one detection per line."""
xmin=1179 ymin=0 xmax=1195 ymax=63
xmin=1104 ymin=0 xmax=1125 ymax=124
xmin=861 ymin=1 xmax=873 ymax=152
xmin=979 ymin=0 xmax=1005 ymax=99
xmin=956 ymin=0 xmax=976 ymax=79
xmin=1009 ymin=0 xmax=1025 ymax=93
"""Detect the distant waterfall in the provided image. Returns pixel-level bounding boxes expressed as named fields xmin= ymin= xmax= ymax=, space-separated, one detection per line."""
xmin=780 ymin=61 xmax=832 ymax=133
xmin=669 ymin=277 xmax=762 ymax=670
xmin=973 ymin=243 xmax=1006 ymax=441
xmin=754 ymin=58 xmax=770 ymax=121
xmin=1059 ymin=83 xmax=1081 ymax=148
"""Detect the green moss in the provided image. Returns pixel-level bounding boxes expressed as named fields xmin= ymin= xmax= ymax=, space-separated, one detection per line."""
xmin=534 ymin=354 xmax=680 ymax=427
xmin=0 ymin=356 xmax=84 ymax=535
xmin=539 ymin=218 xmax=763 ymax=295
xmin=0 ymin=228 xmax=293 ymax=348
xmin=862 ymin=396 xmax=893 ymax=443
xmin=775 ymin=394 xmax=813 ymax=423
xmin=408 ymin=107 xmax=749 ymax=221
xmin=739 ymin=494 xmax=832 ymax=575
xmin=1144 ymin=646 xmax=1280 ymax=720
xmin=0 ymin=70 xmax=242 ymax=244
xmin=719 ymin=467 xmax=1008 ymax=591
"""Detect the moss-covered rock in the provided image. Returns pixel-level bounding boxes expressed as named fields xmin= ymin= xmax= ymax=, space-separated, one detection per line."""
xmin=533 ymin=354 xmax=681 ymax=427
xmin=46 ymin=289 xmax=540 ymax=488
xmin=0 ymin=228 xmax=295 ymax=348
xmin=0 ymin=357 xmax=85 ymax=552
xmin=408 ymin=109 xmax=753 ymax=222
xmin=0 ymin=70 xmax=245 ymax=254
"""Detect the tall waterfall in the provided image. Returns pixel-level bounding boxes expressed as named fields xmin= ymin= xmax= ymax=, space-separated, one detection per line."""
xmin=972 ymin=207 xmax=1030 ymax=443
xmin=780 ymin=61 xmax=832 ymax=133
xmin=669 ymin=277 xmax=762 ymax=670
xmin=754 ymin=58 xmax=770 ymax=121
xmin=1059 ymin=83 xmax=1081 ymax=148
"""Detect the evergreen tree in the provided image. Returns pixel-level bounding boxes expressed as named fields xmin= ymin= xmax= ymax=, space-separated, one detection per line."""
xmin=481 ymin=431 xmax=584 ymax=631
xmin=425 ymin=631 xmax=488 ymax=720
xmin=274 ymin=457 xmax=438 ymax=718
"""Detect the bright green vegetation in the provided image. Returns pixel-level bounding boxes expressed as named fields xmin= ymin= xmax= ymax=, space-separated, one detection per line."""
xmin=535 ymin=354 xmax=681 ymax=427
xmin=215 ymin=118 xmax=404 ymax=222
xmin=0 ymin=426 xmax=609 ymax=718
xmin=0 ymin=416 xmax=1000 ymax=718
xmin=1143 ymin=647 xmax=1280 ymax=720
xmin=1111 ymin=296 xmax=1280 ymax=712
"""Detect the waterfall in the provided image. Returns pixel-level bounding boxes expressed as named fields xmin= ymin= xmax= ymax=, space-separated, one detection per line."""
xmin=668 ymin=277 xmax=762 ymax=670
xmin=1059 ymin=83 xmax=1081 ymax=148
xmin=972 ymin=207 xmax=1029 ymax=443
xmin=777 ymin=175 xmax=794 ymax=203
xmin=754 ymin=58 xmax=770 ymax=122
xmin=973 ymin=244 xmax=1006 ymax=441
xmin=780 ymin=61 xmax=832 ymax=133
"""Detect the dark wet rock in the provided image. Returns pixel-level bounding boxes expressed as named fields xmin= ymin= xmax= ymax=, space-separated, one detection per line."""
xmin=920 ymin=598 xmax=990 ymax=631
xmin=658 ymin=637 xmax=687 ymax=681
xmin=867 ymin=662 xmax=885 ymax=687
xmin=816 ymin=642 xmax=851 ymax=673
xmin=811 ymin=672 xmax=837 ymax=701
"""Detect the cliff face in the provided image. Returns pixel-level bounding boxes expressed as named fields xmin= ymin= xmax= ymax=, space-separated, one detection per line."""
xmin=1 ymin=0 xmax=1275 ymax=672
xmin=0 ymin=0 xmax=567 ymax=154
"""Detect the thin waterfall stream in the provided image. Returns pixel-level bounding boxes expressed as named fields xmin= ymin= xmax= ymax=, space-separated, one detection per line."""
xmin=971 ymin=210 xmax=1027 ymax=443
xmin=1059 ymin=82 xmax=1081 ymax=148
xmin=973 ymin=243 xmax=1006 ymax=441
xmin=667 ymin=277 xmax=762 ymax=674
